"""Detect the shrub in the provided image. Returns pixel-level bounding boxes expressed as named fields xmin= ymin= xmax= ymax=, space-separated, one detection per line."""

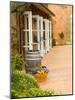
xmin=11 ymin=70 xmax=39 ymax=98
xmin=11 ymin=70 xmax=56 ymax=98
xmin=27 ymin=88 xmax=55 ymax=97
xmin=11 ymin=53 xmax=26 ymax=70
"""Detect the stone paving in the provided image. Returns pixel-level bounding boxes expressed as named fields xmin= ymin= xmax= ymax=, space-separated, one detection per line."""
xmin=39 ymin=45 xmax=72 ymax=95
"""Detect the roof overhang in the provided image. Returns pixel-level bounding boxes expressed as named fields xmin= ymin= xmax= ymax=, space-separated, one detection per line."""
xmin=32 ymin=4 xmax=55 ymax=17
xmin=10 ymin=2 xmax=55 ymax=17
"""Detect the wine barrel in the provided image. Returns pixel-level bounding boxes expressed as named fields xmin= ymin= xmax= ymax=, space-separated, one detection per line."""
xmin=25 ymin=50 xmax=41 ymax=72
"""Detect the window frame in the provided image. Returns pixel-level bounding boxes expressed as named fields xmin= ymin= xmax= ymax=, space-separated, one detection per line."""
xmin=23 ymin=11 xmax=52 ymax=56
xmin=23 ymin=11 xmax=33 ymax=50
xmin=32 ymin=15 xmax=40 ymax=50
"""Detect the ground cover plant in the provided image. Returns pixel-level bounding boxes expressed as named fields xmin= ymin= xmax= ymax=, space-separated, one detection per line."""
xmin=11 ymin=53 xmax=56 ymax=98
xmin=11 ymin=70 xmax=56 ymax=98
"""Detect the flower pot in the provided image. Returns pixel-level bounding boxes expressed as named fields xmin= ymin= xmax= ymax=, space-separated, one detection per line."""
xmin=34 ymin=73 xmax=48 ymax=82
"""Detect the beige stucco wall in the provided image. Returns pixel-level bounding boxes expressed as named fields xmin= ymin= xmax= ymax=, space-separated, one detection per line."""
xmin=48 ymin=5 xmax=72 ymax=45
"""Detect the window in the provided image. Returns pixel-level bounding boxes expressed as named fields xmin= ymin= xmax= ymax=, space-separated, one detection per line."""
xmin=49 ymin=21 xmax=52 ymax=48
xmin=32 ymin=15 xmax=40 ymax=50
xmin=43 ymin=20 xmax=46 ymax=52
xmin=23 ymin=11 xmax=33 ymax=51
xmin=23 ymin=11 xmax=52 ymax=55
xmin=43 ymin=19 xmax=50 ymax=53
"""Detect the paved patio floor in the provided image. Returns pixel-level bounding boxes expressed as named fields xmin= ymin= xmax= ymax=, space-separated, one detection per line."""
xmin=39 ymin=45 xmax=72 ymax=95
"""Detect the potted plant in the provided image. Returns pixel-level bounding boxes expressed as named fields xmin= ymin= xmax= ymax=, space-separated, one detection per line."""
xmin=52 ymin=38 xmax=56 ymax=46
xmin=59 ymin=32 xmax=64 ymax=45
xmin=31 ymin=66 xmax=49 ymax=82
xmin=59 ymin=32 xmax=64 ymax=39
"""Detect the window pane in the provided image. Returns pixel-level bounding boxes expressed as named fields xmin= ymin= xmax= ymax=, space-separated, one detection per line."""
xmin=43 ymin=41 xmax=46 ymax=50
xmin=24 ymin=14 xmax=29 ymax=29
xmin=33 ymin=44 xmax=38 ymax=50
xmin=32 ymin=18 xmax=37 ymax=30
xmin=43 ymin=31 xmax=45 ymax=40
xmin=25 ymin=31 xmax=29 ymax=45
xmin=32 ymin=31 xmax=38 ymax=42
xmin=32 ymin=31 xmax=38 ymax=50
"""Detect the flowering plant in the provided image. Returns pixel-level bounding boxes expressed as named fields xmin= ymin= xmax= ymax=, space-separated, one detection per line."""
xmin=31 ymin=66 xmax=49 ymax=82
xmin=31 ymin=66 xmax=49 ymax=74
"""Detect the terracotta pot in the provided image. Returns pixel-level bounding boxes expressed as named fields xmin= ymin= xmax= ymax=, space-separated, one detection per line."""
xmin=34 ymin=73 xmax=48 ymax=82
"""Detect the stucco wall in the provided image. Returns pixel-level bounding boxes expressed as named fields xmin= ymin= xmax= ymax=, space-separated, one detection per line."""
xmin=48 ymin=4 xmax=72 ymax=45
